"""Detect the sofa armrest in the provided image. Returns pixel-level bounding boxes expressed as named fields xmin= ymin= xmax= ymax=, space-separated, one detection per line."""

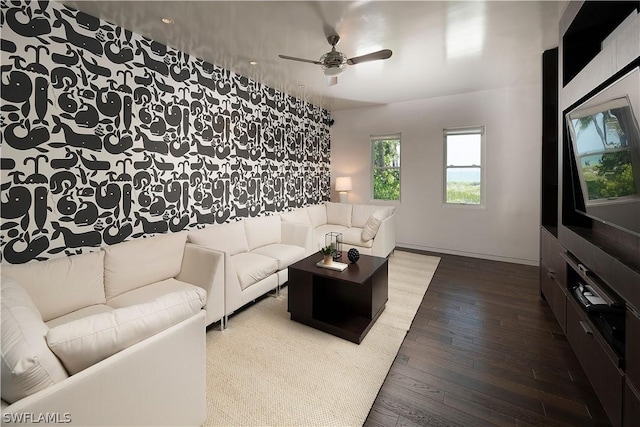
xmin=190 ymin=246 xmax=242 ymax=319
xmin=176 ymin=243 xmax=224 ymax=326
xmin=281 ymin=222 xmax=314 ymax=256
xmin=2 ymin=312 xmax=206 ymax=426
xmin=371 ymin=213 xmax=396 ymax=258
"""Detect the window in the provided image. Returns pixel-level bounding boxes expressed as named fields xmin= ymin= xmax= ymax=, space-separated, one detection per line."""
xmin=444 ymin=127 xmax=484 ymax=205
xmin=371 ymin=134 xmax=401 ymax=201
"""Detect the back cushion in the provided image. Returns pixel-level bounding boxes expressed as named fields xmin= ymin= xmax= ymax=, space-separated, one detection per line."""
xmin=326 ymin=202 xmax=352 ymax=228
xmin=188 ymin=221 xmax=249 ymax=256
xmin=352 ymin=204 xmax=385 ymax=228
xmin=1 ymin=278 xmax=69 ymax=404
xmin=103 ymin=232 xmax=188 ymax=300
xmin=244 ymin=216 xmax=281 ymax=250
xmin=280 ymin=209 xmax=311 ymax=225
xmin=2 ymin=251 xmax=105 ymax=322
xmin=307 ymin=205 xmax=328 ymax=227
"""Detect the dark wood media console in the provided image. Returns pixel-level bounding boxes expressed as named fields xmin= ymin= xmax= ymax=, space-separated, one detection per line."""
xmin=541 ymin=227 xmax=638 ymax=427
xmin=540 ymin=3 xmax=640 ymax=426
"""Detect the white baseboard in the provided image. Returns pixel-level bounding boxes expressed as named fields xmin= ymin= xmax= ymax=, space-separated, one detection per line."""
xmin=396 ymin=242 xmax=539 ymax=267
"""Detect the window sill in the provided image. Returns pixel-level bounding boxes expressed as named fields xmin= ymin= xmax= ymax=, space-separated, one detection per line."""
xmin=369 ymin=199 xmax=401 ymax=206
xmin=443 ymin=202 xmax=485 ymax=209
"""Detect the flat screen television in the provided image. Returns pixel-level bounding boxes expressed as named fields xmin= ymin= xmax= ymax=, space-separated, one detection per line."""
xmin=565 ymin=67 xmax=640 ymax=237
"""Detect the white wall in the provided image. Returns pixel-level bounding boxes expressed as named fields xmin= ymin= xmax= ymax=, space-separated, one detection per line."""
xmin=330 ymin=84 xmax=542 ymax=265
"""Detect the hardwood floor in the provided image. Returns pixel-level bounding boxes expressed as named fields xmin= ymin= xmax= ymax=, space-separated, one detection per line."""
xmin=364 ymin=250 xmax=611 ymax=427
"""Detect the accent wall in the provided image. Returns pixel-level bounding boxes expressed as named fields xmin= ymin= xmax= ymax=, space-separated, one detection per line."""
xmin=0 ymin=1 xmax=331 ymax=264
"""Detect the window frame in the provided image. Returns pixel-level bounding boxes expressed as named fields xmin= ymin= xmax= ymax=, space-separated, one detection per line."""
xmin=443 ymin=126 xmax=485 ymax=207
xmin=370 ymin=133 xmax=402 ymax=202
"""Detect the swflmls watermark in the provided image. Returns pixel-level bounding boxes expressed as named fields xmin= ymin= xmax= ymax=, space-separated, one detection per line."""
xmin=2 ymin=412 xmax=71 ymax=424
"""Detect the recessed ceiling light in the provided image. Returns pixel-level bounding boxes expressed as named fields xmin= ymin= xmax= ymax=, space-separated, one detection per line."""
xmin=249 ymin=61 xmax=258 ymax=66
xmin=161 ymin=17 xmax=174 ymax=24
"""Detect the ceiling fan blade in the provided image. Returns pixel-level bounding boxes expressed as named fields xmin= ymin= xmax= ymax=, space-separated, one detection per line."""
xmin=278 ymin=54 xmax=322 ymax=65
xmin=327 ymin=76 xmax=338 ymax=86
xmin=347 ymin=49 xmax=393 ymax=65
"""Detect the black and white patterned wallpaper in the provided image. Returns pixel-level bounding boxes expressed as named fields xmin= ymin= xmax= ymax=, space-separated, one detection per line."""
xmin=0 ymin=1 xmax=331 ymax=264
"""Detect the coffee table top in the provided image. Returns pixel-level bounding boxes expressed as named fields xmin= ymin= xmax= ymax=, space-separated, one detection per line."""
xmin=289 ymin=251 xmax=387 ymax=285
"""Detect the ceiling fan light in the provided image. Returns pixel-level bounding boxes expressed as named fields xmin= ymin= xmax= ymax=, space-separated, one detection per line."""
xmin=323 ymin=66 xmax=345 ymax=77
xmin=320 ymin=51 xmax=347 ymax=77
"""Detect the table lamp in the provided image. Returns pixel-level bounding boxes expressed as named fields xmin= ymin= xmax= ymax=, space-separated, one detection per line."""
xmin=335 ymin=177 xmax=352 ymax=203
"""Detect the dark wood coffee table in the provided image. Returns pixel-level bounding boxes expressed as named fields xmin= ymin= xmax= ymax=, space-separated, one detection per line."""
xmin=287 ymin=251 xmax=388 ymax=344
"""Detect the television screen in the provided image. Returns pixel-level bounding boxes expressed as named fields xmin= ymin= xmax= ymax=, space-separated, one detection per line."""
xmin=566 ymin=69 xmax=640 ymax=237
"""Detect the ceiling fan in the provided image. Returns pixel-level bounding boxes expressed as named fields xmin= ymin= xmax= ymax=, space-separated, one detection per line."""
xmin=278 ymin=35 xmax=392 ymax=86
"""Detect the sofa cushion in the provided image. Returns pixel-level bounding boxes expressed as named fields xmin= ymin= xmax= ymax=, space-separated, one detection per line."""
xmin=362 ymin=209 xmax=389 ymax=241
xmin=104 ymin=232 xmax=188 ymax=300
xmin=307 ymin=204 xmax=327 ymax=228
xmin=188 ymin=221 xmax=249 ymax=256
xmin=2 ymin=251 xmax=105 ymax=322
xmin=244 ymin=216 xmax=281 ymax=250
xmin=107 ymin=279 xmax=199 ymax=310
xmin=46 ymin=305 xmax=114 ymax=328
xmin=350 ymin=205 xmax=379 ymax=228
xmin=251 ymin=243 xmax=306 ymax=270
xmin=340 ymin=228 xmax=374 ymax=248
xmin=1 ymin=278 xmax=69 ymax=404
xmin=230 ymin=253 xmax=278 ymax=290
xmin=326 ymin=202 xmax=352 ymax=227
xmin=314 ymin=224 xmax=348 ymax=250
xmin=46 ymin=289 xmax=206 ymax=375
xmin=352 ymin=204 xmax=377 ymax=228
xmin=280 ymin=209 xmax=311 ymax=225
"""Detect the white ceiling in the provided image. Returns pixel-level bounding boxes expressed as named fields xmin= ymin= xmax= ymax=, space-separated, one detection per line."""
xmin=59 ymin=1 xmax=567 ymax=111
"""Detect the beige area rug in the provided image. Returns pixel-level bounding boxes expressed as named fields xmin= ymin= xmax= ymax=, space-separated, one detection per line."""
xmin=204 ymin=251 xmax=440 ymax=427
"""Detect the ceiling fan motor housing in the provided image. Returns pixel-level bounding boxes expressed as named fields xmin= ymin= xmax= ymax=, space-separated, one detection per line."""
xmin=321 ymin=50 xmax=347 ymax=76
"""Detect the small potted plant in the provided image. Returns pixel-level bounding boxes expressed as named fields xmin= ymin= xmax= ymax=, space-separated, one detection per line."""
xmin=320 ymin=246 xmax=334 ymax=265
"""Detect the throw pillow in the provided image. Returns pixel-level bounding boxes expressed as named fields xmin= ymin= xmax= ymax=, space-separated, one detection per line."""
xmin=1 ymin=277 xmax=69 ymax=404
xmin=47 ymin=288 xmax=206 ymax=375
xmin=361 ymin=210 xmax=388 ymax=241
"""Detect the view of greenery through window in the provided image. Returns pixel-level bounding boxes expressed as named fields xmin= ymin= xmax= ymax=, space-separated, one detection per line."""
xmin=445 ymin=129 xmax=483 ymax=204
xmin=372 ymin=136 xmax=400 ymax=200
xmin=571 ymin=107 xmax=638 ymax=201
xmin=446 ymin=171 xmax=481 ymax=204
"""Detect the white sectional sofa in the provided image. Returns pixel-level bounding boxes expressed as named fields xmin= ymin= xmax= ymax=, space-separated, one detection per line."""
xmin=281 ymin=202 xmax=396 ymax=258
xmin=0 ymin=203 xmax=397 ymax=424
xmin=188 ymin=215 xmax=313 ymax=327
xmin=1 ymin=232 xmax=222 ymax=426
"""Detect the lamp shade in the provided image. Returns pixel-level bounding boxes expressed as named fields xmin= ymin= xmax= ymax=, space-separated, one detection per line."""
xmin=335 ymin=176 xmax=352 ymax=192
